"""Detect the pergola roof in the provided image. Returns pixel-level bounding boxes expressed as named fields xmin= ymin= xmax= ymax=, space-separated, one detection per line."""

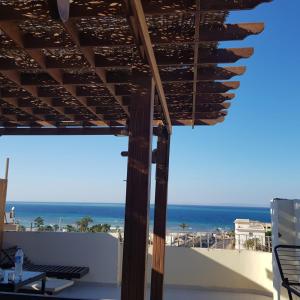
xmin=0 ymin=0 xmax=270 ymax=132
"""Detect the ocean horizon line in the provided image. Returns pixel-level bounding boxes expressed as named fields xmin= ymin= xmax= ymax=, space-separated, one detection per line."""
xmin=6 ymin=200 xmax=270 ymax=209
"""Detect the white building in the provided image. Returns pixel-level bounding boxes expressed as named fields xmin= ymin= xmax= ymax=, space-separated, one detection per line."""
xmin=234 ymin=219 xmax=271 ymax=250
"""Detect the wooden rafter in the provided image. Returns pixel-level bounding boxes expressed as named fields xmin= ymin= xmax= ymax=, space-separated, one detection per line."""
xmin=0 ymin=47 xmax=254 ymax=70
xmin=46 ymin=3 xmax=129 ymax=118
xmin=0 ymin=70 xmax=72 ymax=126
xmin=0 ymin=67 xmax=246 ymax=86
xmin=0 ymin=0 xmax=271 ymax=129
xmin=0 ymin=97 xmax=56 ymax=127
xmin=0 ymin=20 xmax=107 ymax=126
xmin=18 ymin=23 xmax=264 ymax=49
xmin=128 ymin=0 xmax=172 ymax=134
xmin=0 ymin=107 xmax=35 ymax=126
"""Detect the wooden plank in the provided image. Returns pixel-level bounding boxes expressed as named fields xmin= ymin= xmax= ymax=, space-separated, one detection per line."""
xmin=192 ymin=0 xmax=201 ymax=128
xmin=0 ymin=181 xmax=7 ymax=249
xmin=0 ymin=127 xmax=128 ymax=136
xmin=121 ymin=78 xmax=154 ymax=300
xmin=150 ymin=127 xmax=171 ymax=300
xmin=128 ymin=0 xmax=172 ymax=134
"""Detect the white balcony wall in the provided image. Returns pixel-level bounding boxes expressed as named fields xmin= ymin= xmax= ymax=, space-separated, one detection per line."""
xmin=3 ymin=231 xmax=120 ymax=284
xmin=146 ymin=247 xmax=273 ymax=296
xmin=4 ymin=232 xmax=273 ymax=298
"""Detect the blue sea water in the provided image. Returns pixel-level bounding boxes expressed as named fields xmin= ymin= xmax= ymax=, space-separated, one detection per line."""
xmin=5 ymin=202 xmax=271 ymax=232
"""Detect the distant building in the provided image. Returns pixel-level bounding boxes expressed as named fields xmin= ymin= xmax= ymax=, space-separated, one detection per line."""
xmin=234 ymin=219 xmax=271 ymax=250
xmin=4 ymin=208 xmax=18 ymax=231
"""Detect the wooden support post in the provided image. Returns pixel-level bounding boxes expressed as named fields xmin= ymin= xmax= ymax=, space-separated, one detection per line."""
xmin=0 ymin=158 xmax=9 ymax=249
xmin=121 ymin=78 xmax=154 ymax=300
xmin=150 ymin=127 xmax=171 ymax=300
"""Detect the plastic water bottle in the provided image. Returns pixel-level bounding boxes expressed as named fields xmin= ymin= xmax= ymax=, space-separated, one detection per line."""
xmin=15 ymin=247 xmax=24 ymax=279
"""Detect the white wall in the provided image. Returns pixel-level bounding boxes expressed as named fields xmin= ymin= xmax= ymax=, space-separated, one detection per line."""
xmin=3 ymin=231 xmax=120 ymax=284
xmin=146 ymin=247 xmax=273 ymax=296
xmin=3 ymin=232 xmax=273 ymax=297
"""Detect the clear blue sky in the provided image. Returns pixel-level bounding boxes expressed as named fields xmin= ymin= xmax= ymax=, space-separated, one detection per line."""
xmin=0 ymin=0 xmax=299 ymax=207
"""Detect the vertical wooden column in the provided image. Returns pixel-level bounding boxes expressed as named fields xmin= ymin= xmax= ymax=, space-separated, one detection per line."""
xmin=121 ymin=78 xmax=154 ymax=300
xmin=0 ymin=158 xmax=9 ymax=249
xmin=150 ymin=127 xmax=171 ymax=300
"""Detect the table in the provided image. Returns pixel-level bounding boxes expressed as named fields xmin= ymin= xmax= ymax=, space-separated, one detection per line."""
xmin=0 ymin=270 xmax=46 ymax=293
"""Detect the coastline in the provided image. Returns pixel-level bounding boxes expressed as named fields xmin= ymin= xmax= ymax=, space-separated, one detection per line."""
xmin=5 ymin=201 xmax=271 ymax=232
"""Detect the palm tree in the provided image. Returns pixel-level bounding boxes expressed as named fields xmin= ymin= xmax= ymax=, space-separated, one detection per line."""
xmin=53 ymin=224 xmax=59 ymax=232
xmin=17 ymin=225 xmax=26 ymax=232
xmin=89 ymin=223 xmax=111 ymax=233
xmin=66 ymin=224 xmax=77 ymax=232
xmin=179 ymin=223 xmax=189 ymax=231
xmin=44 ymin=225 xmax=54 ymax=232
xmin=34 ymin=217 xmax=44 ymax=230
xmin=76 ymin=216 xmax=93 ymax=232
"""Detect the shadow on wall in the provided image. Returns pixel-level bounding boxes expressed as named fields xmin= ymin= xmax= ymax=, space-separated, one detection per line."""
xmin=147 ymin=247 xmax=273 ymax=296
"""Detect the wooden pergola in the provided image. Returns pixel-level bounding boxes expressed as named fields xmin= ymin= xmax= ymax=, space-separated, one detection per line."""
xmin=0 ymin=1 xmax=271 ymax=299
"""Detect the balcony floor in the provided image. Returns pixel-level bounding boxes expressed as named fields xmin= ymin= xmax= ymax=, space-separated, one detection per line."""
xmin=56 ymin=282 xmax=272 ymax=300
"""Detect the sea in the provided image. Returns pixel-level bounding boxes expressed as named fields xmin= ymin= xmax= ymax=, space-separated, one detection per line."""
xmin=5 ymin=202 xmax=271 ymax=232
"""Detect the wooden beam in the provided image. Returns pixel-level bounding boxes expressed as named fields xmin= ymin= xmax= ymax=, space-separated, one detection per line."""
xmin=150 ymin=127 xmax=171 ymax=300
xmin=0 ymin=127 xmax=128 ymax=136
xmin=121 ymin=78 xmax=154 ymax=300
xmin=128 ymin=0 xmax=172 ymax=134
xmin=192 ymin=0 xmax=201 ymax=128
xmin=0 ymin=180 xmax=7 ymax=249
xmin=0 ymin=158 xmax=9 ymax=249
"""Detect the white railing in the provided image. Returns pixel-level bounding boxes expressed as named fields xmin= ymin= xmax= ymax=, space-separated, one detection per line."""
xmin=149 ymin=232 xmax=272 ymax=252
